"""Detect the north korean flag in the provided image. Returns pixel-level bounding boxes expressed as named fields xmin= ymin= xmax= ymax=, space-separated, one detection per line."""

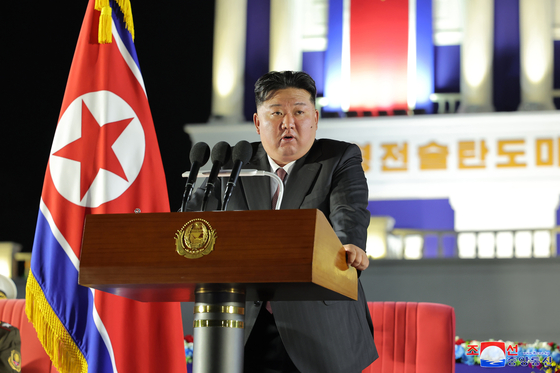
xmin=27 ymin=1 xmax=186 ymax=372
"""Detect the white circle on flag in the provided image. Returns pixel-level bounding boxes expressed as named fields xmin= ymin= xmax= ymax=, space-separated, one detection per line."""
xmin=49 ymin=90 xmax=146 ymax=208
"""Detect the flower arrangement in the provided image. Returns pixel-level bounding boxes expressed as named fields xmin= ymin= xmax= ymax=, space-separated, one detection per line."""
xmin=184 ymin=335 xmax=193 ymax=365
xmin=455 ymin=337 xmax=560 ymax=372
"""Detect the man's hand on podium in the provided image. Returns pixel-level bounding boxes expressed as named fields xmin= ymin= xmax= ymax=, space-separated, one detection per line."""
xmin=344 ymin=244 xmax=369 ymax=271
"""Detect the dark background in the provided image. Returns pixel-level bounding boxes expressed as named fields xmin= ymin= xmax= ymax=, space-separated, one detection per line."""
xmin=2 ymin=1 xmax=215 ymax=253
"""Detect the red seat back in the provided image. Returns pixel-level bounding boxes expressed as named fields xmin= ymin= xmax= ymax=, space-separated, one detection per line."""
xmin=363 ymin=302 xmax=455 ymax=373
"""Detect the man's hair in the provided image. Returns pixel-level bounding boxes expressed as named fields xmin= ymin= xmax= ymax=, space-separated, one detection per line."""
xmin=254 ymin=71 xmax=317 ymax=107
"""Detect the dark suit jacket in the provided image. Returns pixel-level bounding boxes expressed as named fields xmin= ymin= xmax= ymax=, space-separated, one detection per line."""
xmin=190 ymin=139 xmax=378 ymax=373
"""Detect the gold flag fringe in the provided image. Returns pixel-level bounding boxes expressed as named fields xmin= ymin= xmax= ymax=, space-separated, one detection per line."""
xmin=98 ymin=5 xmax=113 ymax=44
xmin=95 ymin=0 xmax=135 ymax=44
xmin=26 ymin=271 xmax=88 ymax=373
xmin=114 ymin=0 xmax=135 ymax=40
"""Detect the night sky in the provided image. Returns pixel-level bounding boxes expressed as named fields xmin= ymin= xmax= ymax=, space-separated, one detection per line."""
xmin=2 ymin=1 xmax=215 ymax=252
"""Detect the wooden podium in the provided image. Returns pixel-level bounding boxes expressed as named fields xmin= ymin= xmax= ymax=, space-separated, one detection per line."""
xmin=79 ymin=209 xmax=358 ymax=373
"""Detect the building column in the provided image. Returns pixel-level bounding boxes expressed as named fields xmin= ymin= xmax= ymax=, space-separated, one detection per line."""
xmin=210 ymin=0 xmax=247 ymax=122
xmin=269 ymin=0 xmax=303 ymax=72
xmin=458 ymin=0 xmax=494 ymax=113
xmin=518 ymin=0 xmax=555 ymax=111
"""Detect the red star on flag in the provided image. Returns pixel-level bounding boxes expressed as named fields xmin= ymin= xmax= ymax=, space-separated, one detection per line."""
xmin=29 ymin=2 xmax=186 ymax=372
xmin=53 ymin=100 xmax=132 ymax=200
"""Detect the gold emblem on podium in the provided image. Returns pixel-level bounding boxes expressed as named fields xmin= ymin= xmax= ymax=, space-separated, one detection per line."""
xmin=175 ymin=219 xmax=217 ymax=258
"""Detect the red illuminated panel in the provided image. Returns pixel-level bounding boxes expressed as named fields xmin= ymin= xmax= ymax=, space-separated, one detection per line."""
xmin=350 ymin=0 xmax=409 ymax=113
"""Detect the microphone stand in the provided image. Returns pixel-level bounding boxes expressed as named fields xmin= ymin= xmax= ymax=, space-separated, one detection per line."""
xmin=181 ymin=169 xmax=284 ymax=210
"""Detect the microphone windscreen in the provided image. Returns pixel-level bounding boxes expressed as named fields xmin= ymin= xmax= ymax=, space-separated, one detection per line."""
xmin=232 ymin=141 xmax=253 ymax=164
xmin=190 ymin=142 xmax=211 ymax=165
xmin=211 ymin=141 xmax=232 ymax=165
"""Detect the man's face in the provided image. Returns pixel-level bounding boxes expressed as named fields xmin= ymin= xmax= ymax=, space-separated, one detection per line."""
xmin=253 ymin=88 xmax=319 ymax=167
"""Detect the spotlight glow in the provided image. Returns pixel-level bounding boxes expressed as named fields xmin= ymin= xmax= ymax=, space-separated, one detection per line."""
xmin=496 ymin=232 xmax=514 ymax=258
xmin=524 ymin=44 xmax=548 ymax=84
xmin=0 ymin=259 xmax=9 ymax=278
xmin=387 ymin=234 xmax=404 ymax=259
xmin=533 ymin=230 xmax=551 ymax=257
xmin=366 ymin=234 xmax=386 ymax=259
xmin=458 ymin=233 xmax=476 ymax=258
xmin=464 ymin=53 xmax=488 ymax=89
xmin=477 ymin=232 xmax=495 ymax=258
xmin=215 ymin=62 xmax=235 ymax=97
xmin=515 ymin=231 xmax=532 ymax=258
xmin=404 ymin=235 xmax=423 ymax=259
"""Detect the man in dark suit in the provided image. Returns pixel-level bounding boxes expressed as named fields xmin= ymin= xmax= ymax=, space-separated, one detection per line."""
xmin=191 ymin=71 xmax=377 ymax=373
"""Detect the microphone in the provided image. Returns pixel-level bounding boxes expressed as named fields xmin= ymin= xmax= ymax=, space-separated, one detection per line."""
xmin=201 ymin=141 xmax=232 ymax=211
xmin=180 ymin=142 xmax=210 ymax=212
xmin=222 ymin=141 xmax=253 ymax=211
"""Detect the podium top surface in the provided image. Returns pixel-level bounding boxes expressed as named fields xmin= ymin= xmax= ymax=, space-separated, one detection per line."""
xmin=79 ymin=209 xmax=358 ymax=302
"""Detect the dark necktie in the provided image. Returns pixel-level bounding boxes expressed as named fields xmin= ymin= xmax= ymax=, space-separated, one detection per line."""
xmin=271 ymin=167 xmax=287 ymax=210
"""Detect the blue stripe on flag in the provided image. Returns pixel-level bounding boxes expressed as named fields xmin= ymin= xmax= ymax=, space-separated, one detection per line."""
xmin=493 ymin=0 xmax=520 ymax=111
xmin=110 ymin=0 xmax=140 ymax=73
xmin=302 ymin=51 xmax=325 ymax=95
xmin=415 ymin=0 xmax=434 ymax=113
xmin=244 ymin=0 xmax=271 ymax=121
xmin=32 ymin=210 xmax=114 ymax=372
xmin=434 ymin=45 xmax=460 ymax=93
xmin=323 ymin=0 xmax=344 ymax=114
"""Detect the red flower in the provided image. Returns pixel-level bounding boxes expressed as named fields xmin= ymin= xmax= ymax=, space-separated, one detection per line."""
xmin=185 ymin=335 xmax=194 ymax=343
xmin=456 ymin=338 xmax=465 ymax=345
